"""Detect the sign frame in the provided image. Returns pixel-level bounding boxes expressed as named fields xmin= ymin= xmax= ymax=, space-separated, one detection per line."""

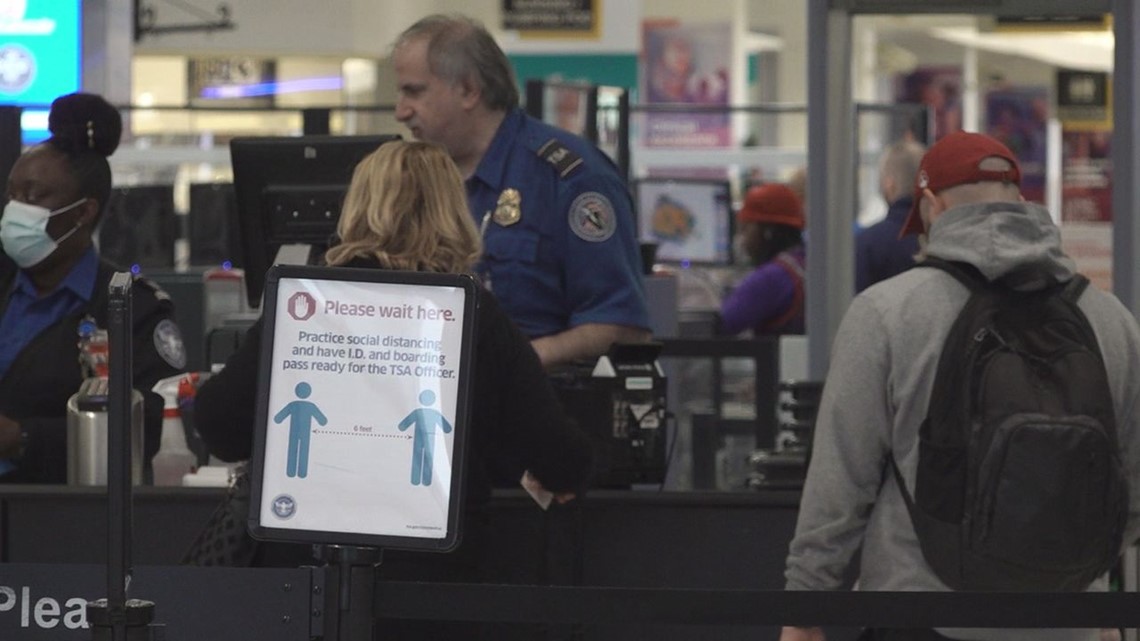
xmin=247 ymin=264 xmax=479 ymax=552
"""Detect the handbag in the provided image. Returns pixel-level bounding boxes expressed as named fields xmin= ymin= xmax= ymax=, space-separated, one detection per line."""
xmin=180 ymin=464 xmax=260 ymax=566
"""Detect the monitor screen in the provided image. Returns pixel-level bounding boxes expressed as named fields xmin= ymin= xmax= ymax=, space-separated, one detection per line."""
xmin=230 ymin=134 xmax=400 ymax=308
xmin=98 ymin=185 xmax=177 ymax=271
xmin=0 ymin=0 xmax=82 ymax=144
xmin=188 ymin=182 xmax=241 ymax=269
xmin=635 ymin=178 xmax=733 ymax=265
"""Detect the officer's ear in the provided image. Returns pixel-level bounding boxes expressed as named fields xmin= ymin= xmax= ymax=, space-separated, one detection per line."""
xmin=456 ymin=76 xmax=482 ymax=111
xmin=75 ymin=198 xmax=100 ymax=232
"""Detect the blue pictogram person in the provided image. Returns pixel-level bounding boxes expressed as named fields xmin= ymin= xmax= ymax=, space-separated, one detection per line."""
xmin=274 ymin=381 xmax=327 ymax=479
xmin=397 ymin=390 xmax=452 ymax=486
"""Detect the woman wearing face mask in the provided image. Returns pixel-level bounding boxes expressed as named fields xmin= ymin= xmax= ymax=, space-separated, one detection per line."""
xmin=0 ymin=92 xmax=187 ymax=483
xmin=719 ymin=182 xmax=806 ymax=335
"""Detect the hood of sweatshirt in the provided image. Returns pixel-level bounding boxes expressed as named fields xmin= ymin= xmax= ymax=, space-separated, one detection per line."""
xmin=923 ymin=200 xmax=1077 ymax=290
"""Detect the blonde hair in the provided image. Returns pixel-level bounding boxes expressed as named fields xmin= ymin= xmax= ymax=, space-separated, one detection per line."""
xmin=324 ymin=140 xmax=482 ymax=273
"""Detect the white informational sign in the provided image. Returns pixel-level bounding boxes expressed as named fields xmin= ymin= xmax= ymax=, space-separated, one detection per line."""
xmin=249 ymin=267 xmax=476 ymax=550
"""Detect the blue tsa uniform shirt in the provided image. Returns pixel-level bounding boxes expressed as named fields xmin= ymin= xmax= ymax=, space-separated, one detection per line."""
xmin=466 ymin=108 xmax=649 ymax=338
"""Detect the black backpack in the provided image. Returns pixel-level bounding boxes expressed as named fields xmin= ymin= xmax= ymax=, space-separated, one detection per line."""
xmin=889 ymin=258 xmax=1128 ymax=592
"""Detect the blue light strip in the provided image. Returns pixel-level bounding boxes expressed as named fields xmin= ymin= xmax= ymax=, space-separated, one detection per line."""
xmin=200 ymin=77 xmax=343 ymax=99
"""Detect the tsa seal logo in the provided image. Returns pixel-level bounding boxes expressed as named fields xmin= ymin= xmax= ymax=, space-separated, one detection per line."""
xmin=287 ymin=291 xmax=316 ymax=321
xmin=568 ymin=191 xmax=616 ymax=242
xmin=153 ymin=319 xmax=187 ymax=369
xmin=0 ymin=44 xmax=35 ymax=93
xmin=272 ymin=494 xmax=297 ymax=519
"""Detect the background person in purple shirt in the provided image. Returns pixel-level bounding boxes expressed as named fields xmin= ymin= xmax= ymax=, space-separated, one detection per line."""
xmin=719 ymin=183 xmax=806 ymax=336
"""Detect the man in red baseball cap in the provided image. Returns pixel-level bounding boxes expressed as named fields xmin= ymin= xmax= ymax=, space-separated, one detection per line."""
xmin=719 ymin=183 xmax=806 ymax=335
xmin=898 ymin=130 xmax=1022 ymax=238
xmin=780 ymin=130 xmax=1140 ymax=641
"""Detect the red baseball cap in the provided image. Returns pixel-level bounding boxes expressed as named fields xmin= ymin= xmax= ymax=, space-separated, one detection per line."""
xmin=899 ymin=131 xmax=1021 ymax=236
xmin=738 ymin=183 xmax=804 ymax=230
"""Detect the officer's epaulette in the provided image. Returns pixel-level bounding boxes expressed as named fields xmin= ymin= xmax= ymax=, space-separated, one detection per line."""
xmin=537 ymin=138 xmax=583 ymax=178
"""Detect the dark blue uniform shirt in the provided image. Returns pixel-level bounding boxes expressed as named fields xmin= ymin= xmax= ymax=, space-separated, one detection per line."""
xmin=0 ymin=246 xmax=97 ymax=379
xmin=0 ymin=246 xmax=97 ymax=474
xmin=466 ymin=108 xmax=649 ymax=338
xmin=855 ymin=196 xmax=920 ymax=292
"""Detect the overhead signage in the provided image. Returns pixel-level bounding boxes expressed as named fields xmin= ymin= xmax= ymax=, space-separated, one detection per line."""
xmin=502 ymin=0 xmax=597 ymax=33
xmin=1056 ymin=69 xmax=1110 ymax=127
xmin=249 ymin=265 xmax=477 ymax=551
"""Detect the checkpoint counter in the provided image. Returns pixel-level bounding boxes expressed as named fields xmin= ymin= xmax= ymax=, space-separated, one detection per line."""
xmin=0 ymin=485 xmax=803 ymax=641
xmin=0 ymin=486 xmax=800 ymax=583
xmin=0 ymin=268 xmax=822 ymax=639
xmin=8 ymin=486 xmax=1137 ymax=640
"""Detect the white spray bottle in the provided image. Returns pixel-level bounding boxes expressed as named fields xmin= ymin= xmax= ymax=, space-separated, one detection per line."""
xmin=151 ymin=374 xmax=198 ymax=486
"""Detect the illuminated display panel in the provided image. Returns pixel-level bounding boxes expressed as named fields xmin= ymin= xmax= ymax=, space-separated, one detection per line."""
xmin=0 ymin=0 xmax=82 ymax=143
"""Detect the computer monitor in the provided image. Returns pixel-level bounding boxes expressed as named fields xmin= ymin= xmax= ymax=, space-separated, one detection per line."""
xmin=634 ymin=178 xmax=733 ymax=266
xmin=98 ymin=185 xmax=177 ymax=271
xmin=0 ymin=1 xmax=82 ymax=144
xmin=230 ymin=134 xmax=399 ymax=308
xmin=188 ymin=182 xmax=241 ymax=268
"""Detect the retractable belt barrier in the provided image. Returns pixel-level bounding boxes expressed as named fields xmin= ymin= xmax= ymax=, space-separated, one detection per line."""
xmin=370 ymin=582 xmax=1140 ymax=629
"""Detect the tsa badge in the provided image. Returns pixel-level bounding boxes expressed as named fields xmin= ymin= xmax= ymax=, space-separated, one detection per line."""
xmin=568 ymin=192 xmax=617 ymax=242
xmin=153 ymin=319 xmax=188 ymax=369
xmin=493 ymin=188 xmax=522 ymax=226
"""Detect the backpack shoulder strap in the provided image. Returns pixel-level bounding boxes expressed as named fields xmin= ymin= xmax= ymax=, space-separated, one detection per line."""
xmin=1060 ymin=274 xmax=1090 ymax=304
xmin=886 ymin=451 xmax=917 ymax=515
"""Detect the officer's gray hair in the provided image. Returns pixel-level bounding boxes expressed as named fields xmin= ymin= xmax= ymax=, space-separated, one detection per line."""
xmin=395 ymin=14 xmax=520 ymax=112
xmin=879 ymin=139 xmax=926 ymax=202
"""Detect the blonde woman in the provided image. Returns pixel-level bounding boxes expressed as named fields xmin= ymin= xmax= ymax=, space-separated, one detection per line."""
xmin=324 ymin=141 xmax=483 ymax=273
xmin=193 ymin=143 xmax=593 ymax=601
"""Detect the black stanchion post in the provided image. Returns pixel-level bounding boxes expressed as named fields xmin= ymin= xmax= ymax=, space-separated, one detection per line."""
xmin=88 ymin=273 xmax=157 ymax=641
xmin=318 ymin=545 xmax=382 ymax=641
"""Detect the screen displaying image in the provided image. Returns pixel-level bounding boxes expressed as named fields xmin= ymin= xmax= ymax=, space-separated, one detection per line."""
xmin=635 ymin=178 xmax=733 ymax=265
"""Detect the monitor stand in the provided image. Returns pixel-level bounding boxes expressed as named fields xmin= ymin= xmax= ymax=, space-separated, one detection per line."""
xmin=274 ymin=243 xmax=314 ymax=267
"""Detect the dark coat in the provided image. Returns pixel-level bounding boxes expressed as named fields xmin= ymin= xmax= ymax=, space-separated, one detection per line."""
xmin=0 ymin=259 xmax=186 ymax=483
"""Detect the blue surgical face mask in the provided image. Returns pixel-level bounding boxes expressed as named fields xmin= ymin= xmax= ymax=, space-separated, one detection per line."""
xmin=0 ymin=198 xmax=87 ymax=268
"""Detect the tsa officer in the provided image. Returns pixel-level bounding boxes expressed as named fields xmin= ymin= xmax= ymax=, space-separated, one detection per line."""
xmin=392 ymin=14 xmax=651 ymax=368
xmin=0 ymin=93 xmax=186 ymax=483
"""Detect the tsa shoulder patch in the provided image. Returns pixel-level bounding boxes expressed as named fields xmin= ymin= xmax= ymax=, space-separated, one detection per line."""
xmin=153 ymin=319 xmax=187 ymax=369
xmin=537 ymin=138 xmax=583 ymax=178
xmin=569 ymin=192 xmax=617 ymax=243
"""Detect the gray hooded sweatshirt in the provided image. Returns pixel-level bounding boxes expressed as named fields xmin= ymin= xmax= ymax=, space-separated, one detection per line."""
xmin=784 ymin=202 xmax=1140 ymax=641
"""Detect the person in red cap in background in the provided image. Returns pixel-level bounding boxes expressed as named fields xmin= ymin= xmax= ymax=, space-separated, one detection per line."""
xmin=780 ymin=131 xmax=1140 ymax=641
xmin=718 ymin=182 xmax=805 ymax=335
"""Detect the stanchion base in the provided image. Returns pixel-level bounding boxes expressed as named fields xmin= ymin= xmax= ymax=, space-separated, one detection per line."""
xmin=87 ymin=598 xmax=156 ymax=641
